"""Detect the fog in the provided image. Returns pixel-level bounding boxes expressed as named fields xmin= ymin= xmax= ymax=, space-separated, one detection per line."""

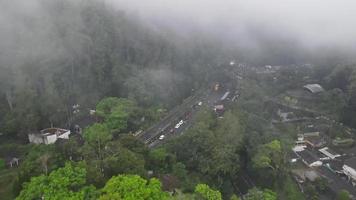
xmin=111 ymin=0 xmax=356 ymax=53
xmin=1 ymin=0 xmax=356 ymax=65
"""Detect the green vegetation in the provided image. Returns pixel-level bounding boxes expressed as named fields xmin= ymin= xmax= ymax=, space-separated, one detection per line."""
xmin=0 ymin=158 xmax=5 ymax=170
xmin=1 ymin=0 xmax=356 ymax=200
xmin=195 ymin=184 xmax=222 ymax=200
xmin=100 ymin=175 xmax=168 ymax=200
xmin=16 ymin=163 xmax=97 ymax=200
xmin=337 ymin=190 xmax=351 ymax=200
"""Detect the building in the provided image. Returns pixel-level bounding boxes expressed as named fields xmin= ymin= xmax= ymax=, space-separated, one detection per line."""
xmin=318 ymin=147 xmax=341 ymax=160
xmin=28 ymin=128 xmax=71 ymax=145
xmin=343 ymin=157 xmax=356 ymax=184
xmin=303 ymin=133 xmax=326 ymax=148
xmin=297 ymin=149 xmax=322 ymax=167
xmin=303 ymin=84 xmax=324 ymax=93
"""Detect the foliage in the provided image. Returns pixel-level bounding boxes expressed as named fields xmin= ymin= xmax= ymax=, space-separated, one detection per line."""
xmin=167 ymin=108 xmax=246 ymax=186
xmin=252 ymin=140 xmax=283 ymax=173
xmin=96 ymin=97 xmax=136 ymax=132
xmin=194 ymin=184 xmax=222 ymax=200
xmin=230 ymin=194 xmax=240 ymax=200
xmin=244 ymin=188 xmax=277 ymax=200
xmin=16 ymin=163 xmax=97 ymax=200
xmin=0 ymin=159 xmax=5 ymax=170
xmin=99 ymin=175 xmax=168 ymax=200
xmin=83 ymin=123 xmax=112 ymax=158
xmin=337 ymin=190 xmax=351 ymax=200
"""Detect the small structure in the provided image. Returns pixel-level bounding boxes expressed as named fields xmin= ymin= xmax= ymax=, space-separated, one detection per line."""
xmin=220 ymin=91 xmax=230 ymax=101
xmin=28 ymin=128 xmax=71 ymax=145
xmin=304 ymin=131 xmax=320 ymax=137
xmin=8 ymin=157 xmax=19 ymax=168
xmin=303 ymin=133 xmax=326 ymax=148
xmin=74 ymin=125 xmax=82 ymax=135
xmin=318 ymin=147 xmax=341 ymax=160
xmin=303 ymin=84 xmax=324 ymax=93
xmin=292 ymin=169 xmax=319 ymax=183
xmin=343 ymin=157 xmax=356 ymax=184
xmin=297 ymin=150 xmax=322 ymax=167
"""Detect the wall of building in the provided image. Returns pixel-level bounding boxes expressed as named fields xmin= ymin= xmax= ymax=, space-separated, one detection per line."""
xmin=343 ymin=165 xmax=356 ymax=181
xmin=58 ymin=130 xmax=71 ymax=139
xmin=28 ymin=134 xmax=44 ymax=144
xmin=45 ymin=134 xmax=58 ymax=144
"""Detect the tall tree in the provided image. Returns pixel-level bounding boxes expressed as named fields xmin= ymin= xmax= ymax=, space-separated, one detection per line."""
xmin=16 ymin=163 xmax=97 ymax=200
xmin=99 ymin=175 xmax=168 ymax=200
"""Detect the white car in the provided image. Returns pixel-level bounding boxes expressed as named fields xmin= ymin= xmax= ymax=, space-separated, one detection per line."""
xmin=198 ymin=101 xmax=202 ymax=106
xmin=159 ymin=135 xmax=165 ymax=140
xmin=175 ymin=120 xmax=184 ymax=129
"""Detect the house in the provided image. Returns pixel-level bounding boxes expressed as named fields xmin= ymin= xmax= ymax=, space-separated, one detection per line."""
xmin=343 ymin=157 xmax=356 ymax=184
xmin=303 ymin=133 xmax=326 ymax=148
xmin=297 ymin=149 xmax=322 ymax=167
xmin=28 ymin=128 xmax=71 ymax=145
xmin=303 ymin=84 xmax=324 ymax=93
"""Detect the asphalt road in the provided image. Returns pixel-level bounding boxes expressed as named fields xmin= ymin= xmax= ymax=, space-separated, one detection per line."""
xmin=137 ymin=87 xmax=229 ymax=148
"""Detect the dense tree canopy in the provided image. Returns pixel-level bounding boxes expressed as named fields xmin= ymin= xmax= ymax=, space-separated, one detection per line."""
xmin=16 ymin=163 xmax=97 ymax=200
xmin=99 ymin=175 xmax=168 ymax=200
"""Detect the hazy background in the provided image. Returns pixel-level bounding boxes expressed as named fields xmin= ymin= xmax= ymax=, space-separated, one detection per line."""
xmin=111 ymin=0 xmax=356 ymax=49
xmin=1 ymin=0 xmax=356 ymax=65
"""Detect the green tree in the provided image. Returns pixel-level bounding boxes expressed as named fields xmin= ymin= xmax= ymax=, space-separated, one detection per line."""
xmin=0 ymin=158 xmax=5 ymax=170
xmin=252 ymin=140 xmax=284 ymax=173
xmin=263 ymin=189 xmax=277 ymax=200
xmin=82 ymin=123 xmax=112 ymax=175
xmin=96 ymin=97 xmax=136 ymax=133
xmin=16 ymin=163 xmax=97 ymax=200
xmin=194 ymin=184 xmax=222 ymax=200
xmin=147 ymin=148 xmax=176 ymax=173
xmin=337 ymin=190 xmax=351 ymax=200
xmin=244 ymin=188 xmax=276 ymax=200
xmin=102 ymin=141 xmax=145 ymax=177
xmin=83 ymin=123 xmax=112 ymax=157
xmin=230 ymin=194 xmax=240 ymax=200
xmin=99 ymin=175 xmax=168 ymax=200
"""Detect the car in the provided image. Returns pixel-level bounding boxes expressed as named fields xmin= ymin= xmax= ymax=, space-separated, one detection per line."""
xmin=198 ymin=101 xmax=202 ymax=106
xmin=175 ymin=120 xmax=184 ymax=129
xmin=159 ymin=135 xmax=165 ymax=140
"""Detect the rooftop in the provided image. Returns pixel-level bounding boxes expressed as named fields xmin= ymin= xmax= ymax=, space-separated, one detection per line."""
xmin=344 ymin=157 xmax=356 ymax=169
xmin=298 ymin=149 xmax=320 ymax=165
xmin=40 ymin=128 xmax=69 ymax=136
xmin=303 ymin=84 xmax=324 ymax=93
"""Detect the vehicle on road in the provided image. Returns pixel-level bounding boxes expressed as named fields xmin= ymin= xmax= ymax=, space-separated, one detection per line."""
xmin=159 ymin=135 xmax=165 ymax=140
xmin=175 ymin=120 xmax=184 ymax=129
xmin=198 ymin=101 xmax=202 ymax=106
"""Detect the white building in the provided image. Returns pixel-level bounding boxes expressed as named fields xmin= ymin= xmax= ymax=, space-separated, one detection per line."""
xmin=303 ymin=84 xmax=324 ymax=93
xmin=28 ymin=128 xmax=71 ymax=145
xmin=343 ymin=157 xmax=356 ymax=185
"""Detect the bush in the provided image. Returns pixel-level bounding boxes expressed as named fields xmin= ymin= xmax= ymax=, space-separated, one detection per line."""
xmin=0 ymin=159 xmax=5 ymax=170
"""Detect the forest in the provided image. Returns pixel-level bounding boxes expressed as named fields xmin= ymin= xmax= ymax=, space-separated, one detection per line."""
xmin=1 ymin=0 xmax=356 ymax=200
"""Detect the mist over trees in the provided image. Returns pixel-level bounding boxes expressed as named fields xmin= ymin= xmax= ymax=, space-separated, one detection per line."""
xmin=0 ymin=0 xmax=227 ymax=138
xmin=2 ymin=0 xmax=356 ymax=199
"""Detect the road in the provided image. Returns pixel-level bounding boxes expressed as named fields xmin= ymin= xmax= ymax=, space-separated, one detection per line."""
xmin=137 ymin=86 xmax=233 ymax=148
